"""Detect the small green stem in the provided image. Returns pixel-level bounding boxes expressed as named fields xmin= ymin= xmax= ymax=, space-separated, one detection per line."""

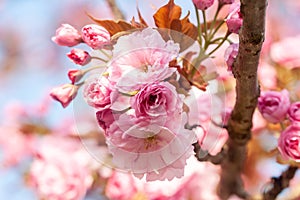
xmin=208 ymin=4 xmax=223 ymax=38
xmin=194 ymin=5 xmax=202 ymax=47
xmin=279 ymin=122 xmax=286 ymax=131
xmin=208 ymin=32 xmax=230 ymax=55
xmin=91 ymin=56 xmax=108 ymax=62
xmin=202 ymin=10 xmax=208 ymax=41
xmin=100 ymin=49 xmax=112 ymax=59
xmin=82 ymin=65 xmax=106 ymax=74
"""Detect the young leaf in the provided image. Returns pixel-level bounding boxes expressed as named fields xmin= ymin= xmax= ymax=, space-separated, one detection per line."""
xmin=153 ymin=0 xmax=182 ymax=28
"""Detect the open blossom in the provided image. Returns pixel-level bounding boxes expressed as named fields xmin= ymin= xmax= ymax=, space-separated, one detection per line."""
xmin=83 ymin=76 xmax=113 ymax=109
xmin=50 ymin=84 xmax=79 ymax=108
xmin=105 ymin=171 xmax=138 ymax=200
xmin=270 ymin=35 xmax=300 ymax=69
xmin=131 ymin=82 xmax=183 ymax=119
xmin=288 ymin=102 xmax=300 ymax=124
xmin=258 ymin=89 xmax=290 ymax=123
xmin=278 ymin=125 xmax=300 ymax=162
xmin=67 ymin=48 xmax=91 ymax=66
xmin=81 ymin=24 xmax=110 ymax=49
xmin=29 ymin=137 xmax=93 ymax=200
xmin=193 ymin=0 xmax=214 ymax=10
xmin=106 ymin=112 xmax=196 ymax=181
xmin=52 ymin=24 xmax=82 ymax=47
xmin=224 ymin=43 xmax=239 ymax=71
xmin=108 ymin=28 xmax=179 ymax=93
xmin=96 ymin=108 xmax=117 ymax=132
xmin=226 ymin=3 xmax=243 ymax=34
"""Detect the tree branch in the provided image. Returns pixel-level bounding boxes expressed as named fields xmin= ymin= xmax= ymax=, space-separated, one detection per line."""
xmin=106 ymin=0 xmax=125 ymax=20
xmin=218 ymin=0 xmax=267 ymax=199
xmin=193 ymin=142 xmax=225 ymax=165
xmin=263 ymin=166 xmax=298 ymax=200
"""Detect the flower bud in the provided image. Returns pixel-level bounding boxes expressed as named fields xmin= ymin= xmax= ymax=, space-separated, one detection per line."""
xmin=81 ymin=24 xmax=111 ymax=49
xmin=68 ymin=69 xmax=83 ymax=84
xmin=50 ymin=84 xmax=78 ymax=108
xmin=219 ymin=0 xmax=234 ymax=5
xmin=226 ymin=3 xmax=243 ymax=34
xmin=193 ymin=0 xmax=214 ymax=10
xmin=288 ymin=102 xmax=300 ymax=125
xmin=52 ymin=24 xmax=82 ymax=47
xmin=67 ymin=48 xmax=91 ymax=66
xmin=258 ymin=89 xmax=290 ymax=123
xmin=278 ymin=125 xmax=300 ymax=161
xmin=224 ymin=43 xmax=239 ymax=71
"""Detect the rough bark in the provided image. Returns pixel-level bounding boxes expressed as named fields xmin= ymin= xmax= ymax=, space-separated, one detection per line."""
xmin=263 ymin=166 xmax=298 ymax=200
xmin=218 ymin=0 xmax=267 ymax=199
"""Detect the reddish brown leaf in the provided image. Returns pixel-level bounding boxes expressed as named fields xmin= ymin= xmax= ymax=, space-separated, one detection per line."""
xmin=153 ymin=0 xmax=182 ymax=29
xmin=131 ymin=17 xmax=147 ymax=28
xmin=88 ymin=14 xmax=135 ymax=36
xmin=137 ymin=7 xmax=148 ymax=27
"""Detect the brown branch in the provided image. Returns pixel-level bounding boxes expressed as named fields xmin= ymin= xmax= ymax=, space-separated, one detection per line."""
xmin=106 ymin=0 xmax=126 ymax=20
xmin=263 ymin=166 xmax=298 ymax=200
xmin=218 ymin=0 xmax=267 ymax=199
xmin=193 ymin=142 xmax=225 ymax=165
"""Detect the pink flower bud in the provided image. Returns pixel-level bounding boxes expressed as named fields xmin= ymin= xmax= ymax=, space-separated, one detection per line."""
xmin=258 ymin=89 xmax=290 ymax=123
xmin=67 ymin=48 xmax=91 ymax=66
xmin=50 ymin=84 xmax=78 ymax=108
xmin=288 ymin=102 xmax=300 ymax=125
xmin=219 ymin=0 xmax=234 ymax=5
xmin=278 ymin=125 xmax=300 ymax=161
xmin=193 ymin=0 xmax=214 ymax=10
xmin=81 ymin=24 xmax=111 ymax=49
xmin=68 ymin=69 xmax=83 ymax=84
xmin=51 ymin=24 xmax=82 ymax=47
xmin=226 ymin=3 xmax=243 ymax=34
xmin=224 ymin=43 xmax=239 ymax=71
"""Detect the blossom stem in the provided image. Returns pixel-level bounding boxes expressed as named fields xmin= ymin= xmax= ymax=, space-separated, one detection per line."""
xmin=91 ymin=56 xmax=108 ymax=62
xmin=194 ymin=5 xmax=203 ymax=47
xmin=202 ymin=10 xmax=208 ymax=45
xmin=208 ymin=31 xmax=230 ymax=55
xmin=208 ymin=3 xmax=223 ymax=39
xmin=82 ymin=65 xmax=107 ymax=74
xmin=100 ymin=49 xmax=112 ymax=59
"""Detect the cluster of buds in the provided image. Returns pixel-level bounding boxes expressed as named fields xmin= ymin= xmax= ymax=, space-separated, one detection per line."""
xmin=50 ymin=24 xmax=111 ymax=108
xmin=258 ymin=90 xmax=300 ymax=162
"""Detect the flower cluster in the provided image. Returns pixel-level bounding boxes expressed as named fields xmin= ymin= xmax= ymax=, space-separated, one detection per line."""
xmin=258 ymin=89 xmax=300 ymax=162
xmin=83 ymin=28 xmax=197 ymax=181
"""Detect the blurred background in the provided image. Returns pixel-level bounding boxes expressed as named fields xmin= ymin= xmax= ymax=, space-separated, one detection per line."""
xmin=1 ymin=0 xmax=300 ymax=199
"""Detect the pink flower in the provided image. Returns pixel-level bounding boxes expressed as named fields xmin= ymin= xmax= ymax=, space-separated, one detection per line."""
xmin=29 ymin=137 xmax=93 ymax=200
xmin=131 ymin=82 xmax=183 ymax=119
xmin=108 ymin=28 xmax=179 ymax=93
xmin=106 ymin=112 xmax=196 ymax=181
xmin=258 ymin=89 xmax=290 ymax=123
xmin=193 ymin=0 xmax=214 ymax=10
xmin=68 ymin=69 xmax=83 ymax=84
xmin=52 ymin=24 xmax=82 ymax=47
xmin=270 ymin=35 xmax=300 ymax=69
xmin=96 ymin=108 xmax=117 ymax=132
xmin=288 ymin=102 xmax=300 ymax=124
xmin=278 ymin=125 xmax=300 ymax=161
xmin=105 ymin=171 xmax=138 ymax=200
xmin=219 ymin=0 xmax=234 ymax=5
xmin=226 ymin=3 xmax=243 ymax=34
xmin=0 ymin=126 xmax=35 ymax=167
xmin=67 ymin=48 xmax=91 ymax=66
xmin=224 ymin=43 xmax=239 ymax=71
xmin=81 ymin=24 xmax=110 ymax=49
xmin=83 ymin=77 xmax=113 ymax=109
xmin=50 ymin=84 xmax=79 ymax=108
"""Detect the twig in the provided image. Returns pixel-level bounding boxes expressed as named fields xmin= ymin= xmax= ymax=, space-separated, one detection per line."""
xmin=106 ymin=0 xmax=125 ymax=20
xmin=193 ymin=142 xmax=225 ymax=165
xmin=218 ymin=0 xmax=267 ymax=199
xmin=263 ymin=166 xmax=298 ymax=200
